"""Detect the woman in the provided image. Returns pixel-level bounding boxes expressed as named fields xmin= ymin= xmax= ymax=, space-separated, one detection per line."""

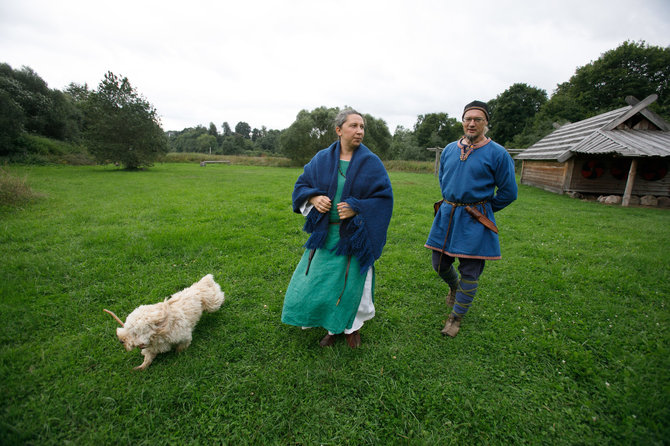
xmin=281 ymin=109 xmax=393 ymax=348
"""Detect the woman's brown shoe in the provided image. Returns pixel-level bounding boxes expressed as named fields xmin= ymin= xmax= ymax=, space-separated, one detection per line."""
xmin=345 ymin=330 xmax=361 ymax=348
xmin=319 ymin=334 xmax=337 ymax=347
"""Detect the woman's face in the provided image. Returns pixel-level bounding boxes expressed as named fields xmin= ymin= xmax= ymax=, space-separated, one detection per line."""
xmin=336 ymin=114 xmax=365 ymax=149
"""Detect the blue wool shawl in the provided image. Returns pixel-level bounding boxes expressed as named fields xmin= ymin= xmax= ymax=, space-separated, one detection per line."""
xmin=292 ymin=141 xmax=394 ymax=275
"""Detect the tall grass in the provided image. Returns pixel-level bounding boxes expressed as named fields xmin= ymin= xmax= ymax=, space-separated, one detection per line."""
xmin=163 ymin=152 xmax=436 ymax=173
xmin=0 ymin=168 xmax=43 ymax=207
xmin=0 ymin=163 xmax=668 ymax=445
xmin=163 ymin=152 xmax=295 ymax=167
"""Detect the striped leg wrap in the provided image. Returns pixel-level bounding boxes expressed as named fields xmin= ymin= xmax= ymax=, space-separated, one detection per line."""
xmin=453 ymin=278 xmax=478 ymax=316
xmin=438 ymin=264 xmax=459 ymax=291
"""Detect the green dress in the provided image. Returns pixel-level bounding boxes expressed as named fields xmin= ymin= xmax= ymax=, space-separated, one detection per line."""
xmin=282 ymin=161 xmax=373 ymax=334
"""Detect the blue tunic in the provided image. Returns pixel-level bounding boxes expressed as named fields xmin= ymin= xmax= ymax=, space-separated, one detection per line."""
xmin=425 ymin=138 xmax=517 ymax=259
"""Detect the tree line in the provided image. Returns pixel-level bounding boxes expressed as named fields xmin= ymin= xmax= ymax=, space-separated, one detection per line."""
xmin=0 ymin=68 xmax=166 ymax=169
xmin=1 ymin=41 xmax=667 ymax=168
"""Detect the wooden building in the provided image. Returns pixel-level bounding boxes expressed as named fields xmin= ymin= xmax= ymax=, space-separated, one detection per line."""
xmin=516 ymin=95 xmax=670 ymax=206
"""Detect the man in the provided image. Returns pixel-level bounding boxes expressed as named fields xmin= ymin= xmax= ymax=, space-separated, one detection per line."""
xmin=425 ymin=100 xmax=517 ymax=337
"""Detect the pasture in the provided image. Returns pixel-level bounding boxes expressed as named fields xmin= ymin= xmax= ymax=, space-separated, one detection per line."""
xmin=1 ymin=163 xmax=668 ymax=445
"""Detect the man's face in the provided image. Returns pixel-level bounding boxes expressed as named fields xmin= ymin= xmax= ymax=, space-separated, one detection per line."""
xmin=462 ymin=109 xmax=487 ymax=143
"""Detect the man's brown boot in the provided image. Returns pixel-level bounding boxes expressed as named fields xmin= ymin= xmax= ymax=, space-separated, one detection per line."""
xmin=441 ymin=313 xmax=462 ymax=337
xmin=446 ymin=288 xmax=456 ymax=307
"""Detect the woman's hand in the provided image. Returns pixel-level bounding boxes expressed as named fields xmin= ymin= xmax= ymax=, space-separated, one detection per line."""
xmin=337 ymin=202 xmax=357 ymax=220
xmin=309 ymin=195 xmax=332 ymax=213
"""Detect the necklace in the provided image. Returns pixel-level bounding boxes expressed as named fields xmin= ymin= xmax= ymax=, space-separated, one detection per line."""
xmin=338 ymin=162 xmax=346 ymax=178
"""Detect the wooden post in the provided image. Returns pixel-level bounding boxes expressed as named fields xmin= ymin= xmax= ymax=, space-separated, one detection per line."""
xmin=427 ymin=147 xmax=443 ymax=177
xmin=562 ymin=159 xmax=574 ymax=194
xmin=622 ymin=158 xmax=638 ymax=206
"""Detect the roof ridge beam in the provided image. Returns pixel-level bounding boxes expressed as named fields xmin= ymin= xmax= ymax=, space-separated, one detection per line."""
xmin=625 ymin=95 xmax=670 ymax=131
xmin=603 ymin=94 xmax=657 ymax=130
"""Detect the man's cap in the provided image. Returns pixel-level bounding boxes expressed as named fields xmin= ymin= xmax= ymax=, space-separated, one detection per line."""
xmin=462 ymin=100 xmax=490 ymax=121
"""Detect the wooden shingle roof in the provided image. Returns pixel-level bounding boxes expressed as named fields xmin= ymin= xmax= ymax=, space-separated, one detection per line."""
xmin=562 ymin=128 xmax=670 ymax=161
xmin=516 ymin=95 xmax=670 ymax=162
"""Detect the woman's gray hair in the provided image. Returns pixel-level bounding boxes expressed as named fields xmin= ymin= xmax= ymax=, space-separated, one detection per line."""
xmin=334 ymin=108 xmax=365 ymax=129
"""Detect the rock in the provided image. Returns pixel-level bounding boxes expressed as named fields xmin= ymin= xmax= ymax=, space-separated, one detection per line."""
xmin=627 ymin=195 xmax=640 ymax=206
xmin=640 ymin=195 xmax=658 ymax=206
xmin=656 ymin=196 xmax=670 ymax=208
xmin=603 ymin=195 xmax=621 ymax=205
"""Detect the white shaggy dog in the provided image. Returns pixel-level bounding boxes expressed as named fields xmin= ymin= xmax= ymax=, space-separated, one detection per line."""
xmin=104 ymin=274 xmax=224 ymax=370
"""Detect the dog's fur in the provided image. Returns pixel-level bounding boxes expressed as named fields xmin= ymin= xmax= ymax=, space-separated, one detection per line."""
xmin=109 ymin=274 xmax=224 ymax=370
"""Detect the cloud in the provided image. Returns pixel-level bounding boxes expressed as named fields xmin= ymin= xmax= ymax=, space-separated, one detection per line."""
xmin=1 ymin=0 xmax=668 ymax=132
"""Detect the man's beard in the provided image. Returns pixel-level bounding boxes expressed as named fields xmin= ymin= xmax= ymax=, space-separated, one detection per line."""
xmin=465 ymin=133 xmax=479 ymax=143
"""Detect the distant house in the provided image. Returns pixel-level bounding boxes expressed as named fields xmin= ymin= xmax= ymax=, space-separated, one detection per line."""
xmin=516 ymin=95 xmax=670 ymax=206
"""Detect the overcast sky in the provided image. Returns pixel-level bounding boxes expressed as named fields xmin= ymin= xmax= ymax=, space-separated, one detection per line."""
xmin=1 ymin=0 xmax=669 ymax=133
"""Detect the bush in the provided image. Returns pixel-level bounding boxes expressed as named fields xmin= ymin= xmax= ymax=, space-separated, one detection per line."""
xmin=1 ymin=134 xmax=94 ymax=165
xmin=18 ymin=133 xmax=71 ymax=155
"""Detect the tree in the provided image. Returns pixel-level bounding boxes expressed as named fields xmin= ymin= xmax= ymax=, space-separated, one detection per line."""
xmin=0 ymin=63 xmax=82 ymax=145
xmin=361 ymin=114 xmax=392 ymax=159
xmin=0 ymin=89 xmax=24 ymax=154
xmin=207 ymin=122 xmax=222 ymax=146
xmin=389 ymin=125 xmax=422 ymax=160
xmin=254 ymin=127 xmax=281 ymax=153
xmin=234 ymin=121 xmax=251 ymax=139
xmin=280 ymin=106 xmax=339 ymax=165
xmin=196 ymin=133 xmax=217 ymax=153
xmin=83 ymin=71 xmax=167 ymax=169
xmin=513 ymin=41 xmax=670 ymax=148
xmin=166 ymin=126 xmax=208 ymax=152
xmin=46 ymin=89 xmax=82 ymax=141
xmin=222 ymin=134 xmax=253 ymax=154
xmin=413 ymin=113 xmax=461 ymax=156
xmin=487 ymin=83 xmax=547 ymax=146
xmin=222 ymin=122 xmax=232 ymax=137
xmin=207 ymin=122 xmax=218 ymax=137
xmin=548 ymin=41 xmax=670 ymax=122
xmin=0 ymin=65 xmax=51 ymax=137
xmin=280 ymin=107 xmax=393 ymax=164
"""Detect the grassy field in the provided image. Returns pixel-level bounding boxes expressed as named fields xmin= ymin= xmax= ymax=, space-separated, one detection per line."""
xmin=1 ymin=163 xmax=668 ymax=445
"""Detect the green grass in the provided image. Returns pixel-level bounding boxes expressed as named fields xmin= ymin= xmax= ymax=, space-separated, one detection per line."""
xmin=1 ymin=163 xmax=668 ymax=445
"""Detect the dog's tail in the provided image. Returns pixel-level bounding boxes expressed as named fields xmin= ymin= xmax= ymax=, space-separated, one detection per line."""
xmin=200 ymin=274 xmax=225 ymax=312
